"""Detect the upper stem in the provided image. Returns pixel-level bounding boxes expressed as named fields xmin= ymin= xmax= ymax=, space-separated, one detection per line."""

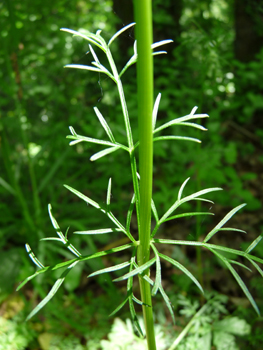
xmin=135 ymin=0 xmax=153 ymax=263
xmin=134 ymin=0 xmax=156 ymax=349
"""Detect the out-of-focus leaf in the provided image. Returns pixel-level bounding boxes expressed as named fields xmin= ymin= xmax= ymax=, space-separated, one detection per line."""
xmin=26 ymin=261 xmax=78 ymax=320
xmin=208 ymin=247 xmax=260 ymax=315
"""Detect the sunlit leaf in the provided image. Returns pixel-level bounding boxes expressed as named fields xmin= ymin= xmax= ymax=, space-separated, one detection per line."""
xmin=152 ymin=50 xmax=168 ymax=55
xmin=25 ymin=244 xmax=45 ymax=269
xmin=151 ymin=198 xmax=159 ymax=223
xmin=93 ymin=107 xmax=115 ymax=143
xmin=163 ymin=211 xmax=214 ymax=223
xmin=106 ymin=178 xmax=112 ymax=207
xmin=88 ymin=261 xmax=130 ymax=277
xmin=190 ymin=106 xmax=198 ymax=114
xmin=247 ymin=258 xmax=263 ymax=278
xmin=108 ymin=22 xmax=136 ymax=47
xmin=74 ymin=228 xmax=122 ymax=235
xmin=17 ymin=243 xmax=134 ymax=290
xmin=159 ymin=285 xmax=176 ymax=324
xmin=159 ymin=253 xmax=203 ymax=294
xmin=132 ymin=294 xmax=149 ymax=306
xmin=113 ymin=257 xmax=156 ymax=282
xmin=193 ymin=198 xmax=215 ymax=204
xmin=128 ymin=255 xmax=144 ymax=336
xmin=180 ymin=187 xmax=222 ymax=206
xmin=179 ymin=122 xmax=207 ymax=131
xmin=228 ymin=259 xmax=252 ymax=272
xmin=105 ymin=211 xmax=130 ymax=238
xmin=154 ymin=238 xmax=263 ymax=265
xmin=151 ymin=39 xmax=173 ymax=49
xmin=151 ymin=244 xmax=162 ymax=295
xmin=26 ymin=261 xmax=79 ymax=320
xmin=140 ymin=271 xmax=175 ymax=324
xmin=109 ymin=254 xmax=142 ymax=322
xmin=46 ymin=205 xmax=81 ymax=257
xmin=109 ymin=293 xmax=130 ymax=317
xmin=64 ymin=184 xmax=101 ymax=209
xmin=178 ymin=177 xmax=190 ymax=201
xmin=91 ymin=61 xmax=116 ymax=81
xmin=119 ymin=56 xmax=136 ymax=77
xmin=67 ymin=132 xmax=118 ymax=148
xmin=48 ymin=204 xmax=66 ymax=242
xmin=154 ymin=238 xmax=204 ymax=246
xmin=126 ymin=194 xmax=135 ymax=233
xmin=69 ymin=126 xmax=77 ymax=136
xmin=40 ymin=237 xmax=62 ymax=242
xmin=218 ymin=228 xmax=246 ymax=233
xmin=119 ymin=39 xmax=172 ymax=77
xmin=153 ymin=135 xmax=201 ymax=143
xmin=208 ymin=247 xmax=260 ymax=315
xmin=133 ymin=40 xmax=137 ymax=55
xmin=203 ymin=204 xmax=246 ymax=243
xmin=159 ymin=186 xmax=221 ymax=226
xmin=88 ymin=44 xmax=100 ymax=63
xmin=152 ymin=93 xmax=161 ymax=130
xmin=245 ymin=233 xmax=263 ymax=253
xmin=64 ymin=64 xmax=103 ymax=73
xmin=60 ymin=28 xmax=106 ymax=51
xmin=154 ymin=109 xmax=208 ymax=134
xmin=16 ymin=267 xmax=49 ymax=291
xmin=90 ymin=146 xmax=121 ymax=161
xmin=129 ymin=296 xmax=144 ymax=336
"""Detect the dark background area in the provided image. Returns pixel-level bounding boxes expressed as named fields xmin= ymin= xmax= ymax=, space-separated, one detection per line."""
xmin=1 ymin=0 xmax=263 ymax=349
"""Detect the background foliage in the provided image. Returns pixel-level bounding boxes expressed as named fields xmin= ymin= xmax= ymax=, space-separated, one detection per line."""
xmin=1 ymin=0 xmax=263 ymax=349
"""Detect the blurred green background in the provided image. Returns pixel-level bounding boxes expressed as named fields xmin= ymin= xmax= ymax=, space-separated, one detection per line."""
xmin=1 ymin=0 xmax=263 ymax=349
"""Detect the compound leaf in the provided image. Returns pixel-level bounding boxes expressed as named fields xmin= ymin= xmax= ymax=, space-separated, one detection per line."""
xmin=113 ymin=257 xmax=156 ymax=282
xmin=203 ymin=204 xmax=246 ymax=243
xmin=159 ymin=253 xmax=203 ymax=294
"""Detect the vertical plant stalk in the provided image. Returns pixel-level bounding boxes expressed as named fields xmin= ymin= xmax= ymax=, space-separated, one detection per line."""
xmin=134 ymin=0 xmax=156 ymax=349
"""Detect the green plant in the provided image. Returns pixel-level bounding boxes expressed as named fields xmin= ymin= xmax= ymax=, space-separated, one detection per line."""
xmin=17 ymin=1 xmax=263 ymax=349
xmin=169 ymin=293 xmax=251 ymax=350
xmin=100 ymin=317 xmax=171 ymax=350
xmin=0 ymin=315 xmax=35 ymax=350
xmin=99 ymin=294 xmax=251 ymax=350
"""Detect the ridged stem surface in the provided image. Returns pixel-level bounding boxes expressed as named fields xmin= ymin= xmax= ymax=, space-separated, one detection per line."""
xmin=133 ymin=1 xmax=156 ymax=349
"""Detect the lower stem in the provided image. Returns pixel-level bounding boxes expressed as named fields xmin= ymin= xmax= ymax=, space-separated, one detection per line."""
xmin=138 ymin=275 xmax=156 ymax=350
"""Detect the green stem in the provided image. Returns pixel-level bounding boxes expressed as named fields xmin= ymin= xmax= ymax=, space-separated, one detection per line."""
xmin=134 ymin=0 xmax=156 ymax=349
